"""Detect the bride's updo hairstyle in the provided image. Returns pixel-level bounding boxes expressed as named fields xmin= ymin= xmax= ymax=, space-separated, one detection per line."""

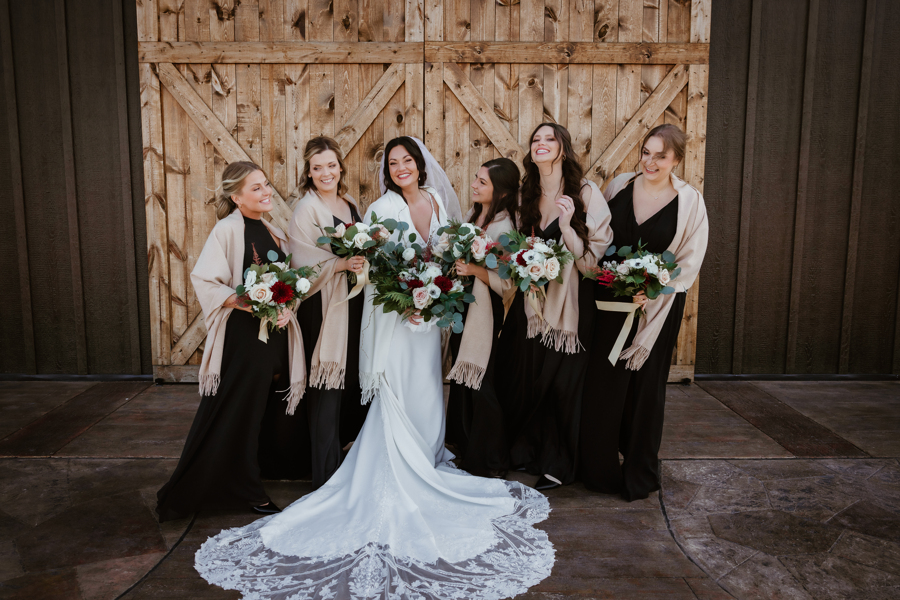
xmin=519 ymin=122 xmax=591 ymax=254
xmin=299 ymin=136 xmax=349 ymax=197
xmin=382 ymin=136 xmax=428 ymax=194
xmin=470 ymin=157 xmax=520 ymax=227
xmin=214 ymin=160 xmax=263 ymax=220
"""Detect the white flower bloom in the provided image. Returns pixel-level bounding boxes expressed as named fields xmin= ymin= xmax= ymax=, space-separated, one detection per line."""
xmin=433 ymin=232 xmax=451 ymax=254
xmin=532 ymin=242 xmax=551 ymax=254
xmin=624 ymin=258 xmax=642 ymax=269
xmin=458 ymin=223 xmax=476 ymax=237
xmin=352 ymin=232 xmax=371 ymax=249
xmin=248 ymin=283 xmax=273 ymax=304
xmin=545 ymin=257 xmax=561 ymax=280
xmin=426 ymin=283 xmax=441 ymax=299
xmin=452 ymin=244 xmax=463 ymax=258
xmin=244 ymin=270 xmax=257 ymax=288
xmin=333 ymin=223 xmax=346 ymax=238
xmin=616 ymin=263 xmax=631 ymax=275
xmin=402 ymin=247 xmax=416 ymax=262
xmin=450 ymin=280 xmax=464 ymax=293
xmin=412 ymin=287 xmax=431 ymax=309
xmin=658 ymin=269 xmax=670 ymax=285
xmin=470 ymin=236 xmax=488 ymax=261
xmin=423 ymin=263 xmax=443 ymax=281
xmin=516 ymin=265 xmax=531 ymax=279
xmin=272 ymin=261 xmax=287 ymax=271
xmin=645 ymin=262 xmax=659 ymax=275
xmin=522 ymin=250 xmax=539 ymax=265
xmin=296 ymin=278 xmax=311 ymax=294
xmin=261 ymin=272 xmax=277 ymax=285
xmin=527 ymin=262 xmax=546 ymax=280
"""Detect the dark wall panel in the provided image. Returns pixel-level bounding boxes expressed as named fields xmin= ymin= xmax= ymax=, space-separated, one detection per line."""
xmin=850 ymin=0 xmax=900 ymax=373
xmin=695 ymin=0 xmax=752 ymax=374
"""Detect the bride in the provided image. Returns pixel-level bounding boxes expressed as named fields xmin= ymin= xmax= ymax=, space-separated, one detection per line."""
xmin=195 ymin=137 xmax=555 ymax=600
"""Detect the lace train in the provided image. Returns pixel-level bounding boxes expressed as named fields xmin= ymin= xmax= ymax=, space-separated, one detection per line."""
xmin=195 ymin=478 xmax=554 ymax=600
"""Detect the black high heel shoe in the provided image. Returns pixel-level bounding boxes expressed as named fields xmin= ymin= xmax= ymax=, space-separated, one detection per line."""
xmin=534 ymin=475 xmax=561 ymax=491
xmin=252 ymin=501 xmax=282 ymax=515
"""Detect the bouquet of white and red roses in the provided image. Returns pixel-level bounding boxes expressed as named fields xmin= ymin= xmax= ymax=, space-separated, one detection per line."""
xmin=584 ymin=242 xmax=679 ymax=313
xmin=316 ymin=213 xmax=395 ymax=285
xmin=235 ymin=250 xmax=316 ymax=342
xmin=497 ymin=230 xmax=574 ymax=292
xmin=369 ymin=227 xmax=475 ymax=334
xmin=432 ymin=219 xmax=503 ymax=271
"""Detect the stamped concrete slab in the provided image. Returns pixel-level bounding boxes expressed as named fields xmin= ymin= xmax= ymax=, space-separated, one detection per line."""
xmin=779 ymin=554 xmax=900 ymax=600
xmin=718 ymin=553 xmax=814 ymax=600
xmin=831 ymin=531 xmax=900 ymax=577
xmin=0 ymin=566 xmax=83 ymax=600
xmin=709 ymin=510 xmax=842 ymax=555
xmin=76 ymin=552 xmax=166 ymax=600
xmin=830 ymin=500 xmax=900 ymax=542
xmin=0 ymin=381 xmax=96 ymax=440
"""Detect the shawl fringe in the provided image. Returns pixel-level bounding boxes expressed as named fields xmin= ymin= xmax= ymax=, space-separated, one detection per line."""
xmin=525 ymin=315 xmax=583 ymax=355
xmin=360 ymin=372 xmax=381 ymax=405
xmin=281 ymin=380 xmax=307 ymax=415
xmin=199 ymin=373 xmax=220 ymax=398
xmin=619 ymin=344 xmax=651 ymax=371
xmin=310 ymin=361 xmax=346 ymax=390
xmin=446 ymin=361 xmax=486 ymax=390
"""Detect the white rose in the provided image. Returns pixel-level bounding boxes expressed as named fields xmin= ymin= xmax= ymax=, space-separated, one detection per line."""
xmin=402 ymin=247 xmax=416 ymax=262
xmin=433 ymin=232 xmax=451 ymax=254
xmin=532 ymin=242 xmax=551 ymax=254
xmin=516 ymin=265 xmax=530 ymax=279
xmin=452 ymin=244 xmax=463 ymax=258
xmin=616 ymin=263 xmax=630 ymax=275
xmin=412 ymin=287 xmax=431 ymax=309
xmin=353 ymin=232 xmax=371 ymax=249
xmin=658 ymin=269 xmax=670 ymax=285
xmin=545 ymin=257 xmax=560 ymax=279
xmin=645 ymin=262 xmax=659 ymax=275
xmin=450 ymin=280 xmax=464 ymax=293
xmin=424 ymin=263 xmax=443 ymax=280
xmin=296 ymin=278 xmax=311 ymax=295
xmin=248 ymin=283 xmax=272 ymax=304
xmin=426 ymin=283 xmax=441 ymax=299
xmin=244 ymin=270 xmax=257 ymax=288
xmin=470 ymin=236 xmax=488 ymax=260
xmin=458 ymin=223 xmax=476 ymax=238
xmin=261 ymin=272 xmax=277 ymax=285
xmin=272 ymin=261 xmax=287 ymax=271
xmin=527 ymin=262 xmax=546 ymax=280
xmin=333 ymin=223 xmax=346 ymax=238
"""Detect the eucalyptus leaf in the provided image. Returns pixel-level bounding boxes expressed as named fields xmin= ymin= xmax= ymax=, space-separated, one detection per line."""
xmin=398 ymin=221 xmax=410 ymax=231
xmin=382 ymin=217 xmax=396 ymax=229
xmin=485 ymin=254 xmax=497 ymax=268
xmin=671 ymin=267 xmax=682 ymax=279
xmin=519 ymin=277 xmax=531 ymax=292
xmin=662 ymin=250 xmax=676 ymax=263
xmin=499 ymin=234 xmax=509 ymax=246
xmin=605 ymin=245 xmax=617 ymax=256
xmin=452 ymin=321 xmax=464 ymax=334
xmin=235 ymin=285 xmax=245 ymax=295
xmin=266 ymin=250 xmax=278 ymax=261
xmin=409 ymin=232 xmax=417 ymax=242
xmin=363 ymin=240 xmax=376 ymax=248
xmin=661 ymin=285 xmax=675 ymax=294
xmin=345 ymin=225 xmax=359 ymax=238
xmin=431 ymin=304 xmax=444 ymax=314
xmin=316 ymin=236 xmax=331 ymax=245
xmin=452 ymin=312 xmax=463 ymax=322
xmin=617 ymin=246 xmax=632 ymax=257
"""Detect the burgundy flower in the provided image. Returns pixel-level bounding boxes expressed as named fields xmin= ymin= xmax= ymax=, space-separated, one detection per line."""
xmin=406 ymin=278 xmax=424 ymax=289
xmin=434 ymin=276 xmax=453 ymax=293
xmin=271 ymin=280 xmax=294 ymax=304
xmin=516 ymin=252 xmax=527 ymax=266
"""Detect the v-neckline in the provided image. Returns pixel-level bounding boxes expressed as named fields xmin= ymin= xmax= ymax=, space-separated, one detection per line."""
xmin=409 ymin=191 xmax=437 ymax=244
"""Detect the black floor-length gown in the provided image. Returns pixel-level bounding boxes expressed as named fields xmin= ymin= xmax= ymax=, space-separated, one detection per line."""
xmin=290 ymin=208 xmax=367 ymax=490
xmin=579 ymin=179 xmax=685 ymax=500
xmin=157 ymin=215 xmax=292 ymax=522
xmin=506 ymin=218 xmax=596 ymax=485
xmin=446 ymin=280 xmax=512 ymax=477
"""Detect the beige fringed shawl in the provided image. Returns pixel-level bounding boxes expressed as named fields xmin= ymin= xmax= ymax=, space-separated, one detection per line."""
xmin=288 ymin=191 xmax=361 ymax=389
xmin=191 ymin=209 xmax=307 ymax=413
xmin=524 ymin=179 xmax=614 ymax=354
xmin=446 ymin=209 xmax=516 ymax=389
xmin=603 ymin=172 xmax=709 ymax=370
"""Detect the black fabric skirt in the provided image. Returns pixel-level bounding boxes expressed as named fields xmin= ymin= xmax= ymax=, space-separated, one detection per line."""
xmin=156 ymin=309 xmax=290 ymax=522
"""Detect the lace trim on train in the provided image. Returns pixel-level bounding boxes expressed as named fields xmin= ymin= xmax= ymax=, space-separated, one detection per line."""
xmin=195 ymin=481 xmax=554 ymax=600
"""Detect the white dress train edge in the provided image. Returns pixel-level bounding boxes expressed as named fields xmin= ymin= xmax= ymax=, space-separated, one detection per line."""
xmin=195 ymin=193 xmax=554 ymax=600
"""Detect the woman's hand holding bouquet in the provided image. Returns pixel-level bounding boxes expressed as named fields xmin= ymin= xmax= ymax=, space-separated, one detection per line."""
xmin=316 ymin=213 xmax=395 ymax=299
xmin=584 ymin=242 xmax=679 ymax=315
xmin=496 ymin=230 xmax=574 ymax=320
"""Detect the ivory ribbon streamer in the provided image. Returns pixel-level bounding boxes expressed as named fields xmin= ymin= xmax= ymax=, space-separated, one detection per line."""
xmin=258 ymin=316 xmax=270 ymax=343
xmin=526 ymin=286 xmax=546 ymax=322
xmin=336 ymin=258 xmax=369 ymax=305
xmin=596 ymin=301 xmax=641 ymax=366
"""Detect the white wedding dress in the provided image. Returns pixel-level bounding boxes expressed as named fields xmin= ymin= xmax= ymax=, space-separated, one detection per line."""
xmin=195 ymin=189 xmax=554 ymax=600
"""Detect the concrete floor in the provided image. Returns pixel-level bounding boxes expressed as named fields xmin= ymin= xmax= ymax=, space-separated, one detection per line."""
xmin=0 ymin=380 xmax=898 ymax=599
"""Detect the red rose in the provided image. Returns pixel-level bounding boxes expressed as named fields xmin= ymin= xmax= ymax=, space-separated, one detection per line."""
xmin=406 ymin=278 xmax=424 ymax=289
xmin=271 ymin=280 xmax=294 ymax=304
xmin=434 ymin=276 xmax=453 ymax=293
xmin=516 ymin=252 xmax=527 ymax=266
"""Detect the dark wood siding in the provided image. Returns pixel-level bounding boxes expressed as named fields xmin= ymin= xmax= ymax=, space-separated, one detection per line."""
xmin=697 ymin=0 xmax=900 ymax=375
xmin=0 ymin=0 xmax=149 ymax=375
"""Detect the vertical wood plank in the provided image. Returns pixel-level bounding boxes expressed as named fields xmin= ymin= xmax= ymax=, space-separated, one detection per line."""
xmin=424 ymin=0 xmax=442 ymax=42
xmin=358 ymin=0 xmax=384 ymax=210
xmin=236 ymin=2 xmax=262 ymax=164
xmin=260 ymin=0 xmax=287 ymax=198
xmin=592 ymin=0 xmax=619 ymax=185
xmin=665 ymin=0 xmax=689 ymax=180
xmin=641 ymin=0 xmax=665 ymax=128
xmin=404 ymin=0 xmax=424 ymax=138
xmin=334 ymin=0 xmax=360 ymax=203
xmin=614 ymin=0 xmax=642 ymax=177
xmin=518 ymin=0 xmax=544 ymax=147
xmin=494 ymin=0 xmax=519 ymax=149
xmin=842 ymin=0 xmax=877 ymax=373
xmin=55 ymin=0 xmax=88 ymax=374
xmin=732 ymin=0 xmax=763 ymax=374
xmin=543 ymin=0 xmax=568 ymax=126
xmin=469 ymin=0 xmax=494 ymax=181
xmin=383 ymin=0 xmax=407 ymax=145
xmin=424 ymin=61 xmax=444 ymax=165
xmin=566 ymin=0 xmax=592 ymax=170
xmin=112 ymin=0 xmax=142 ymax=372
xmin=284 ymin=0 xmax=309 ymax=202
xmin=0 ymin=0 xmax=35 ymax=373
xmin=307 ymin=0 xmax=334 ymax=140
xmin=442 ymin=0 xmax=470 ymax=204
xmin=136 ymin=0 xmax=159 ymax=41
xmin=785 ymin=0 xmax=820 ymax=372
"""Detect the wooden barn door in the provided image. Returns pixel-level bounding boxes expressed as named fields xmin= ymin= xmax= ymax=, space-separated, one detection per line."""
xmin=135 ymin=0 xmax=709 ymax=383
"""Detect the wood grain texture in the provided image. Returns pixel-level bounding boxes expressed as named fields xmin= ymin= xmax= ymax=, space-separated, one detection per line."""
xmin=614 ymin=0 xmax=643 ymax=178
xmin=138 ymin=41 xmax=424 ymax=63
xmin=423 ymin=41 xmax=709 ymax=63
xmin=334 ymin=64 xmax=405 ymax=160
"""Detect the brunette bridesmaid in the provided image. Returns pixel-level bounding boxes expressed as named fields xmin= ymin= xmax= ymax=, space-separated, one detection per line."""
xmin=287 ymin=136 xmax=367 ymax=490
xmin=446 ymin=158 xmax=519 ymax=477
xmin=506 ymin=123 xmax=613 ymax=490
xmin=580 ymin=124 xmax=709 ymax=500
xmin=156 ymin=161 xmax=306 ymax=521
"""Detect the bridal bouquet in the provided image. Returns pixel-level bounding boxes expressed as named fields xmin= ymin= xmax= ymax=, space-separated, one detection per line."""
xmin=432 ymin=219 xmax=503 ymax=270
xmin=235 ymin=250 xmax=316 ymax=342
xmin=585 ymin=242 xmax=680 ymax=311
xmin=316 ymin=213 xmax=395 ymax=284
xmin=497 ymin=230 xmax=574 ymax=292
xmin=369 ymin=230 xmax=474 ymax=333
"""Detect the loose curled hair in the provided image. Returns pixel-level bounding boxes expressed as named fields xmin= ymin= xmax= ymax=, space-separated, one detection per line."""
xmin=214 ymin=161 xmax=263 ymax=220
xmin=299 ymin=136 xmax=349 ymax=197
xmin=382 ymin=136 xmax=427 ymax=195
xmin=518 ymin=123 xmax=592 ymax=254
xmin=469 ymin=158 xmax=520 ymax=228
xmin=638 ymin=123 xmax=687 ymax=169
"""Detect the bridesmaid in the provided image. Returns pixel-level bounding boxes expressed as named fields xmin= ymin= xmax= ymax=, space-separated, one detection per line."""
xmin=580 ymin=124 xmax=708 ymax=500
xmin=446 ymin=157 xmax=519 ymax=478
xmin=156 ymin=161 xmax=306 ymax=521
xmin=507 ymin=123 xmax=613 ymax=490
xmin=287 ymin=136 xmax=367 ymax=490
